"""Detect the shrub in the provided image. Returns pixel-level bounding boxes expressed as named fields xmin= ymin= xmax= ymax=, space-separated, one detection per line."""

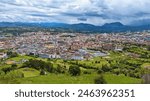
xmin=40 ymin=69 xmax=47 ymax=75
xmin=4 ymin=71 xmax=24 ymax=79
xmin=0 ymin=70 xmax=5 ymax=76
xmin=55 ymin=65 xmax=66 ymax=74
xmin=94 ymin=75 xmax=107 ymax=84
xmin=83 ymin=70 xmax=91 ymax=74
xmin=2 ymin=66 xmax=16 ymax=74
xmin=69 ymin=65 xmax=81 ymax=76
xmin=7 ymin=51 xmax=18 ymax=58
xmin=97 ymin=69 xmax=103 ymax=74
xmin=23 ymin=59 xmax=53 ymax=72
xmin=112 ymin=69 xmax=120 ymax=75
xmin=101 ymin=65 xmax=111 ymax=72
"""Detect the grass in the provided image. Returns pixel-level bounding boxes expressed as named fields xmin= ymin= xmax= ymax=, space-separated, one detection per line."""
xmin=14 ymin=73 xmax=98 ymax=84
xmin=7 ymin=72 xmax=141 ymax=84
xmin=8 ymin=55 xmax=34 ymax=61
xmin=0 ymin=49 xmax=146 ymax=84
xmin=0 ymin=64 xmax=11 ymax=69
xmin=104 ymin=73 xmax=142 ymax=84
xmin=77 ymin=57 xmax=109 ymax=69
xmin=141 ymin=63 xmax=150 ymax=69
xmin=18 ymin=68 xmax=40 ymax=77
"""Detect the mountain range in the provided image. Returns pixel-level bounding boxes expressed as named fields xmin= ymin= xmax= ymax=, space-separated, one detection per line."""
xmin=0 ymin=22 xmax=150 ymax=33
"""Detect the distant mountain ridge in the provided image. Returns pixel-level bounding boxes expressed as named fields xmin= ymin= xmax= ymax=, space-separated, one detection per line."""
xmin=0 ymin=22 xmax=150 ymax=33
xmin=103 ymin=22 xmax=124 ymax=27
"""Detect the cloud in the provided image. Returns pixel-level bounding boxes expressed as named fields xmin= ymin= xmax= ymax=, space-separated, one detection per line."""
xmin=0 ymin=0 xmax=150 ymax=25
xmin=77 ymin=18 xmax=87 ymax=21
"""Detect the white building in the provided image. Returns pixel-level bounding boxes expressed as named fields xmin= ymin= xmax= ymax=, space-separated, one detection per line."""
xmin=0 ymin=53 xmax=7 ymax=59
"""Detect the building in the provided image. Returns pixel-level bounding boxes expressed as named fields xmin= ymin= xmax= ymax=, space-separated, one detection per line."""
xmin=0 ymin=53 xmax=7 ymax=59
xmin=71 ymin=55 xmax=84 ymax=60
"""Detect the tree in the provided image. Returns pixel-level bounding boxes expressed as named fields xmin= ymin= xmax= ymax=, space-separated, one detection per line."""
xmin=2 ymin=66 xmax=16 ymax=74
xmin=69 ymin=65 xmax=81 ymax=76
xmin=101 ymin=64 xmax=111 ymax=72
xmin=97 ymin=68 xmax=103 ymax=74
xmin=113 ymin=69 xmax=120 ymax=75
xmin=7 ymin=51 xmax=18 ymax=58
xmin=23 ymin=59 xmax=53 ymax=73
xmin=55 ymin=65 xmax=66 ymax=74
xmin=94 ymin=75 xmax=107 ymax=84
xmin=11 ymin=64 xmax=17 ymax=70
xmin=4 ymin=71 xmax=24 ymax=79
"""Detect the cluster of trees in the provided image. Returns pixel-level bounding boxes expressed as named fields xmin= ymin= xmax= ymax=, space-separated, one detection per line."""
xmin=68 ymin=61 xmax=97 ymax=69
xmin=123 ymin=45 xmax=150 ymax=59
xmin=4 ymin=70 xmax=24 ymax=80
xmin=0 ymin=64 xmax=24 ymax=82
xmin=1 ymin=64 xmax=17 ymax=74
xmin=23 ymin=59 xmax=81 ymax=76
xmin=23 ymin=59 xmax=53 ymax=73
xmin=55 ymin=64 xmax=66 ymax=74
xmin=69 ymin=65 xmax=81 ymax=76
xmin=95 ymin=58 xmax=145 ymax=79
xmin=7 ymin=51 xmax=18 ymax=58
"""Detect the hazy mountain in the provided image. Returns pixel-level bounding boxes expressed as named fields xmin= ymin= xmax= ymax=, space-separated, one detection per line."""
xmin=0 ymin=22 xmax=150 ymax=33
xmin=102 ymin=22 xmax=124 ymax=27
xmin=130 ymin=19 xmax=150 ymax=26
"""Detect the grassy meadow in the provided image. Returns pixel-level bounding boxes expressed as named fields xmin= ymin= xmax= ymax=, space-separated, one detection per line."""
xmin=0 ymin=45 xmax=150 ymax=84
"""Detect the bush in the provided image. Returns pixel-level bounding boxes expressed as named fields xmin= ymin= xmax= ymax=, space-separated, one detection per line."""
xmin=11 ymin=64 xmax=17 ymax=70
xmin=101 ymin=65 xmax=111 ymax=72
xmin=23 ymin=59 xmax=53 ymax=72
xmin=112 ymin=69 xmax=120 ymax=75
xmin=40 ymin=69 xmax=47 ymax=75
xmin=97 ymin=69 xmax=103 ymax=74
xmin=83 ymin=70 xmax=91 ymax=74
xmin=94 ymin=75 xmax=107 ymax=84
xmin=0 ymin=70 xmax=5 ymax=76
xmin=7 ymin=51 xmax=18 ymax=58
xmin=2 ymin=66 xmax=16 ymax=74
xmin=4 ymin=71 xmax=24 ymax=79
xmin=69 ymin=65 xmax=81 ymax=76
xmin=55 ymin=65 xmax=66 ymax=74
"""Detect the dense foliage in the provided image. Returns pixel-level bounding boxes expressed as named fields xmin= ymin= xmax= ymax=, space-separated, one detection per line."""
xmin=23 ymin=59 xmax=53 ymax=73
xmin=69 ymin=65 xmax=81 ymax=76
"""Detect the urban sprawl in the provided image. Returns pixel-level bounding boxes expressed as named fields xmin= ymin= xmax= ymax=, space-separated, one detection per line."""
xmin=0 ymin=31 xmax=150 ymax=60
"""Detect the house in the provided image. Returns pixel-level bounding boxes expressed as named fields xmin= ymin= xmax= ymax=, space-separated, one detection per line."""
xmin=115 ymin=45 xmax=123 ymax=51
xmin=102 ymin=44 xmax=115 ymax=51
xmin=39 ymin=53 xmax=61 ymax=59
xmin=92 ymin=51 xmax=107 ymax=57
xmin=0 ymin=53 xmax=7 ymax=59
xmin=71 ymin=55 xmax=84 ymax=60
xmin=39 ymin=53 xmax=50 ymax=58
xmin=0 ymin=41 xmax=5 ymax=49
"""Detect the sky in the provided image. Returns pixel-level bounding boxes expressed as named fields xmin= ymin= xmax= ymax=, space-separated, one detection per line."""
xmin=1 ymin=0 xmax=150 ymax=25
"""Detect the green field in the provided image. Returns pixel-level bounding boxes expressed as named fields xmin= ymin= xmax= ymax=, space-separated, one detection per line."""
xmin=18 ymin=68 xmax=40 ymax=77
xmin=0 ymin=45 xmax=150 ymax=84
xmin=7 ymin=73 xmax=141 ymax=84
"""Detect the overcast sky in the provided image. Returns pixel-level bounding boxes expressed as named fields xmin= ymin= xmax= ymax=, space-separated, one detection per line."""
xmin=1 ymin=0 xmax=150 ymax=25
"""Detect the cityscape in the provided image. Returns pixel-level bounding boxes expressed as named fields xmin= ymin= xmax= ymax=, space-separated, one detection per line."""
xmin=0 ymin=0 xmax=150 ymax=84
xmin=0 ymin=31 xmax=150 ymax=60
